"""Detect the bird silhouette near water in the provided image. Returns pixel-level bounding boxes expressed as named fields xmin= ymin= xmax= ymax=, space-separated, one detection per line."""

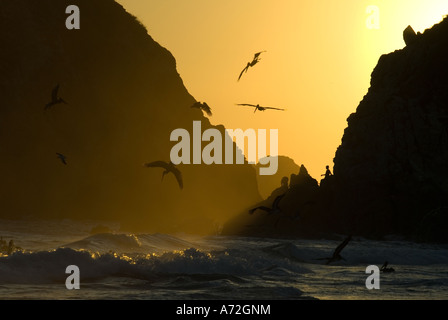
xmin=238 ymin=51 xmax=266 ymax=81
xmin=325 ymin=235 xmax=352 ymax=265
xmin=45 ymin=84 xmax=67 ymax=110
xmin=144 ymin=161 xmax=183 ymax=190
xmin=237 ymin=103 xmax=285 ymax=113
xmin=381 ymin=261 xmax=395 ymax=273
xmin=191 ymin=102 xmax=212 ymax=116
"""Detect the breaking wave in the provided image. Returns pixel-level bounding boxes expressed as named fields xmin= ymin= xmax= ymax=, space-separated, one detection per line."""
xmin=0 ymin=233 xmax=311 ymax=287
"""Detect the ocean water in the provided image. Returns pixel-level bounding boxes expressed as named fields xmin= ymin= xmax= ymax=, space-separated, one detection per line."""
xmin=0 ymin=219 xmax=447 ymax=300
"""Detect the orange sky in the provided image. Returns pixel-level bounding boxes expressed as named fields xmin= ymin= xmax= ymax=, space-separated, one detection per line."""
xmin=117 ymin=0 xmax=447 ymax=178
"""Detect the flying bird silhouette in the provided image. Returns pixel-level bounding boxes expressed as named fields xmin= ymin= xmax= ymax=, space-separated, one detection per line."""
xmin=238 ymin=51 xmax=266 ymax=81
xmin=144 ymin=161 xmax=183 ymax=190
xmin=191 ymin=102 xmax=212 ymax=116
xmin=249 ymin=194 xmax=285 ymax=215
xmin=237 ymin=103 xmax=285 ymax=113
xmin=56 ymin=153 xmax=67 ymax=165
xmin=45 ymin=84 xmax=67 ymax=110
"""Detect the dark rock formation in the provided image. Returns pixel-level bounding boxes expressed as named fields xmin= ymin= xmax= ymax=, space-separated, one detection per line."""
xmin=254 ymin=155 xmax=300 ymax=199
xmin=332 ymin=17 xmax=448 ymax=241
xmin=222 ymin=164 xmax=320 ymax=237
xmin=0 ymin=0 xmax=261 ymax=234
xmin=403 ymin=25 xmax=418 ymax=46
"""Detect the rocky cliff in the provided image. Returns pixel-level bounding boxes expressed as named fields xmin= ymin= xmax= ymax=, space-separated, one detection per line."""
xmin=332 ymin=18 xmax=448 ymax=241
xmin=0 ymin=0 xmax=261 ymax=234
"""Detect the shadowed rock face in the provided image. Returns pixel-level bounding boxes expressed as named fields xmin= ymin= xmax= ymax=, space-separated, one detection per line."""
xmin=332 ymin=18 xmax=448 ymax=241
xmin=0 ymin=0 xmax=261 ymax=234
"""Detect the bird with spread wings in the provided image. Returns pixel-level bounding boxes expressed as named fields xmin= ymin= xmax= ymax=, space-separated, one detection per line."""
xmin=144 ymin=161 xmax=183 ymax=190
xmin=45 ymin=84 xmax=68 ymax=110
xmin=191 ymin=102 xmax=212 ymax=116
xmin=237 ymin=103 xmax=285 ymax=113
xmin=249 ymin=194 xmax=285 ymax=215
xmin=238 ymin=51 xmax=266 ymax=81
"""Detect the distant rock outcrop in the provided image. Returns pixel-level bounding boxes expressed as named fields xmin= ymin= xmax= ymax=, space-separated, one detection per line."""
xmin=254 ymin=156 xmax=300 ymax=199
xmin=0 ymin=0 xmax=261 ymax=234
xmin=403 ymin=25 xmax=418 ymax=46
xmin=222 ymin=164 xmax=320 ymax=237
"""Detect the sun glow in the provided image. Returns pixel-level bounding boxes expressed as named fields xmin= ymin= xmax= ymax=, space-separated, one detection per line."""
xmin=118 ymin=0 xmax=448 ymax=178
xmin=403 ymin=2 xmax=448 ymax=33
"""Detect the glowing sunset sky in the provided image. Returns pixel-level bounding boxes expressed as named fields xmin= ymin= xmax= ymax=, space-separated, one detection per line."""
xmin=118 ymin=0 xmax=447 ymax=178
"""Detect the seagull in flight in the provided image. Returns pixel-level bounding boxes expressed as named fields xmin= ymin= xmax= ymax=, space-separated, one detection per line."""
xmin=249 ymin=194 xmax=285 ymax=215
xmin=238 ymin=51 xmax=266 ymax=81
xmin=237 ymin=103 xmax=286 ymax=113
xmin=45 ymin=84 xmax=67 ymax=110
xmin=144 ymin=161 xmax=183 ymax=190
xmin=191 ymin=102 xmax=212 ymax=116
xmin=56 ymin=153 xmax=67 ymax=165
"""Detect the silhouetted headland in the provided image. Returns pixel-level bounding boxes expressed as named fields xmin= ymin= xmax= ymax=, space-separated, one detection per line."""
xmin=0 ymin=0 xmax=261 ymax=235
